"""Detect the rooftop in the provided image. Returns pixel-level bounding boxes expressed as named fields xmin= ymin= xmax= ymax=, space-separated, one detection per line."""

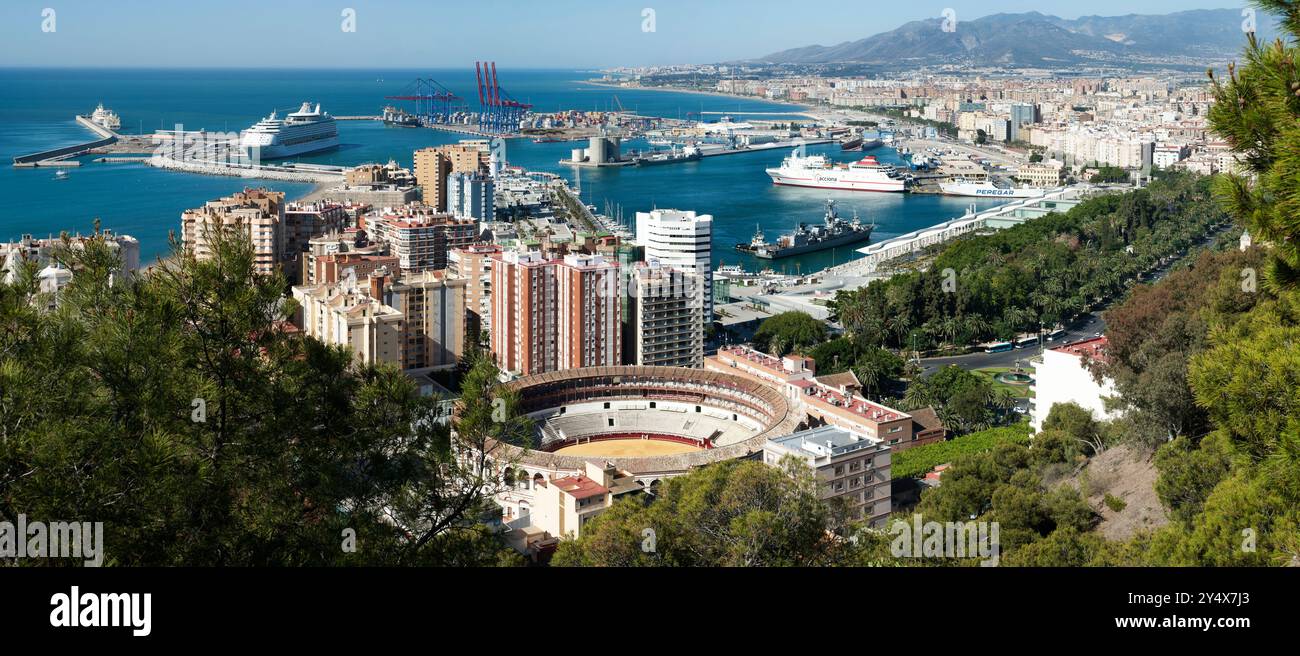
xmin=769 ymin=425 xmax=882 ymax=459
xmin=1051 ymin=336 xmax=1110 ymax=364
xmin=550 ymin=475 xmax=609 ymax=501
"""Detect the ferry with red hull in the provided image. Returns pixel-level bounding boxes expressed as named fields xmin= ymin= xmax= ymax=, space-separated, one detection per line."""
xmin=766 ymin=151 xmax=911 ymax=193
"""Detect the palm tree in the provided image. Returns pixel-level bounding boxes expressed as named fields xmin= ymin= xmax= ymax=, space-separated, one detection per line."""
xmin=855 ymin=363 xmax=882 ymax=400
xmin=836 ymin=294 xmax=870 ymax=339
xmin=962 ymin=314 xmax=989 ymax=342
xmin=769 ymin=335 xmax=789 ymax=358
xmin=885 ymin=314 xmax=911 ymax=347
xmin=939 ymin=316 xmax=962 ymax=347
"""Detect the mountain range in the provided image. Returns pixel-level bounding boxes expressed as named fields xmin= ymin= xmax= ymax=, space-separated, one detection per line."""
xmin=755 ymin=9 xmax=1279 ymax=68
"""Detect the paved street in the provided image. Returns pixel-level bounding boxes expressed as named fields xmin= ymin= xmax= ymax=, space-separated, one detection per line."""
xmin=919 ymin=312 xmax=1107 ymax=377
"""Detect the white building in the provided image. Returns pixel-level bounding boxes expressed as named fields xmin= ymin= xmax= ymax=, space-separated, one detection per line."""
xmin=446 ymin=172 xmax=495 ymax=221
xmin=763 ymin=425 xmax=892 ymax=527
xmin=635 ymin=209 xmax=713 ymax=320
xmin=1153 ymin=143 xmax=1188 ymax=169
xmin=1029 ymin=337 xmax=1121 ymax=433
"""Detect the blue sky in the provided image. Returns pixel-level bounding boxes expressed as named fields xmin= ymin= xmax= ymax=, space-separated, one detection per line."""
xmin=0 ymin=0 xmax=1253 ymax=68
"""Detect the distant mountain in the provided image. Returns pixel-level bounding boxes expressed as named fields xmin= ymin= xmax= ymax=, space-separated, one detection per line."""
xmin=756 ymin=9 xmax=1277 ymax=67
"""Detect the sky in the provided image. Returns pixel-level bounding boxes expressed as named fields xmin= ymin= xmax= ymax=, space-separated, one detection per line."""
xmin=0 ymin=0 xmax=1254 ymax=69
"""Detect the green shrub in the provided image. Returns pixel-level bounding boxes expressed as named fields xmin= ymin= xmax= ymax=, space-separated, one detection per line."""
xmin=1103 ymin=493 xmax=1127 ymax=513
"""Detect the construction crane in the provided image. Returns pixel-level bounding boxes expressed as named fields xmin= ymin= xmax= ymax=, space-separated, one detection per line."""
xmin=475 ymin=61 xmax=533 ymax=135
xmin=385 ymin=77 xmax=462 ymax=125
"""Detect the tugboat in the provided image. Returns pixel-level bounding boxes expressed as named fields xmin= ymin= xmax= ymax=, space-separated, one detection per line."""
xmin=735 ymin=199 xmax=875 ymax=259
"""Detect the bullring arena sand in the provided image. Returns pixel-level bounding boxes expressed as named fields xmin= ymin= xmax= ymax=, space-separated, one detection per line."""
xmin=552 ymin=439 xmax=703 ymax=457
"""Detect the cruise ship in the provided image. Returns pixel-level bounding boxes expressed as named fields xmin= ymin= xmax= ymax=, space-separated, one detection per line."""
xmin=939 ymin=179 xmax=1048 ymax=199
xmin=736 ymin=200 xmax=875 ymax=259
xmin=239 ymin=102 xmax=339 ymax=159
xmin=767 ymin=151 xmax=910 ymax=193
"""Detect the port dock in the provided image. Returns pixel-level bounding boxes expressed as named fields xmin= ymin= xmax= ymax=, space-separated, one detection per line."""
xmin=13 ymin=115 xmax=118 ymax=167
xmin=561 ymin=137 xmax=833 ymax=168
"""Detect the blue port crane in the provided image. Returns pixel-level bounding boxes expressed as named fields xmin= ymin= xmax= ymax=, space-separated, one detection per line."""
xmin=475 ymin=61 xmax=532 ymax=135
xmin=386 ymin=77 xmax=462 ymax=125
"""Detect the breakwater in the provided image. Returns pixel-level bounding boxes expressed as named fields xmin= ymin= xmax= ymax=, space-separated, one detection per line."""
xmin=146 ymin=156 xmax=345 ymax=183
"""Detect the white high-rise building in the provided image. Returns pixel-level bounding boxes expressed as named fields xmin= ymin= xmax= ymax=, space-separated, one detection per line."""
xmin=635 ymin=209 xmax=713 ymax=320
xmin=447 ymin=172 xmax=495 ymax=221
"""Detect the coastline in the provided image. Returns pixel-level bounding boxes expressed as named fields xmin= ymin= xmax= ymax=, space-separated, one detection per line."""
xmin=578 ymin=80 xmax=816 ymax=115
xmin=294 ymin=182 xmax=332 ymax=204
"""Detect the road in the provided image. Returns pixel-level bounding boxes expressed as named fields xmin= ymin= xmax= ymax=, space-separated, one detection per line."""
xmin=919 ymin=312 xmax=1107 ymax=377
xmin=914 ymin=221 xmax=1233 ymax=380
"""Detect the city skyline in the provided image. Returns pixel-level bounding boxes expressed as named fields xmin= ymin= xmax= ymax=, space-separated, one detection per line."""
xmin=0 ymin=0 xmax=1252 ymax=69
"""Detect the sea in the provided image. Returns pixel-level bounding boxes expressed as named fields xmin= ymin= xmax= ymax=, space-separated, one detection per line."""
xmin=0 ymin=68 xmax=1008 ymax=272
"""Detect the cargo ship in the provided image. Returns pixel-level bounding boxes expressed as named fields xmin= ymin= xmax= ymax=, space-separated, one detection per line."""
xmin=637 ymin=145 xmax=701 ymax=166
xmin=767 ymin=151 xmax=910 ymax=193
xmin=735 ymin=200 xmax=874 ymax=259
xmin=382 ymin=106 xmax=420 ymax=127
xmin=939 ymin=178 xmax=1048 ymax=198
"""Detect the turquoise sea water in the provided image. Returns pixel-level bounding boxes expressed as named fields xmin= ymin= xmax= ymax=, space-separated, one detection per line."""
xmin=0 ymin=68 xmax=1007 ymax=271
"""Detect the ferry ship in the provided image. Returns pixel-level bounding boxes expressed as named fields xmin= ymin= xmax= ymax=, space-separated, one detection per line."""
xmin=240 ymin=102 xmax=339 ymax=160
xmin=735 ymin=200 xmax=875 ymax=259
xmin=939 ymin=178 xmax=1047 ymax=199
xmin=766 ymin=151 xmax=910 ymax=193
xmin=89 ymin=103 xmax=121 ymax=131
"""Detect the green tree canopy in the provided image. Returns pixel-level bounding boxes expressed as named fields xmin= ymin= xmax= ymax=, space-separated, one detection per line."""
xmin=752 ymin=311 xmax=828 ymax=356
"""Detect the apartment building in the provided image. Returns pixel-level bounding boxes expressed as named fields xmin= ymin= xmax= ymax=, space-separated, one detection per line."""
xmin=764 ymin=425 xmax=892 ymax=527
xmin=282 ymin=201 xmax=347 ymax=283
xmin=381 ymin=269 xmax=467 ymax=371
xmin=446 ymin=172 xmax=495 ymax=221
xmin=413 ymin=143 xmax=490 ymax=212
xmin=447 ymin=243 xmax=501 ymax=343
xmin=180 ymin=188 xmax=285 ymax=276
xmin=366 ymin=205 xmax=479 ymax=272
xmin=556 ymin=253 xmax=621 ymax=370
xmin=635 ymin=209 xmax=713 ymax=320
xmin=489 ymin=249 xmax=621 ymax=377
xmin=2 ymin=231 xmax=140 ymax=281
xmin=301 ymin=229 xmax=395 ymax=287
xmin=292 ymin=274 xmax=404 ymax=368
xmin=628 ymin=261 xmax=704 ymax=368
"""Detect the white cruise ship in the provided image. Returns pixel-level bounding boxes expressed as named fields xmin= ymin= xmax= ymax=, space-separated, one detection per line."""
xmin=939 ymin=179 xmax=1047 ymax=199
xmin=766 ymin=151 xmax=909 ymax=193
xmin=239 ymin=102 xmax=339 ymax=159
